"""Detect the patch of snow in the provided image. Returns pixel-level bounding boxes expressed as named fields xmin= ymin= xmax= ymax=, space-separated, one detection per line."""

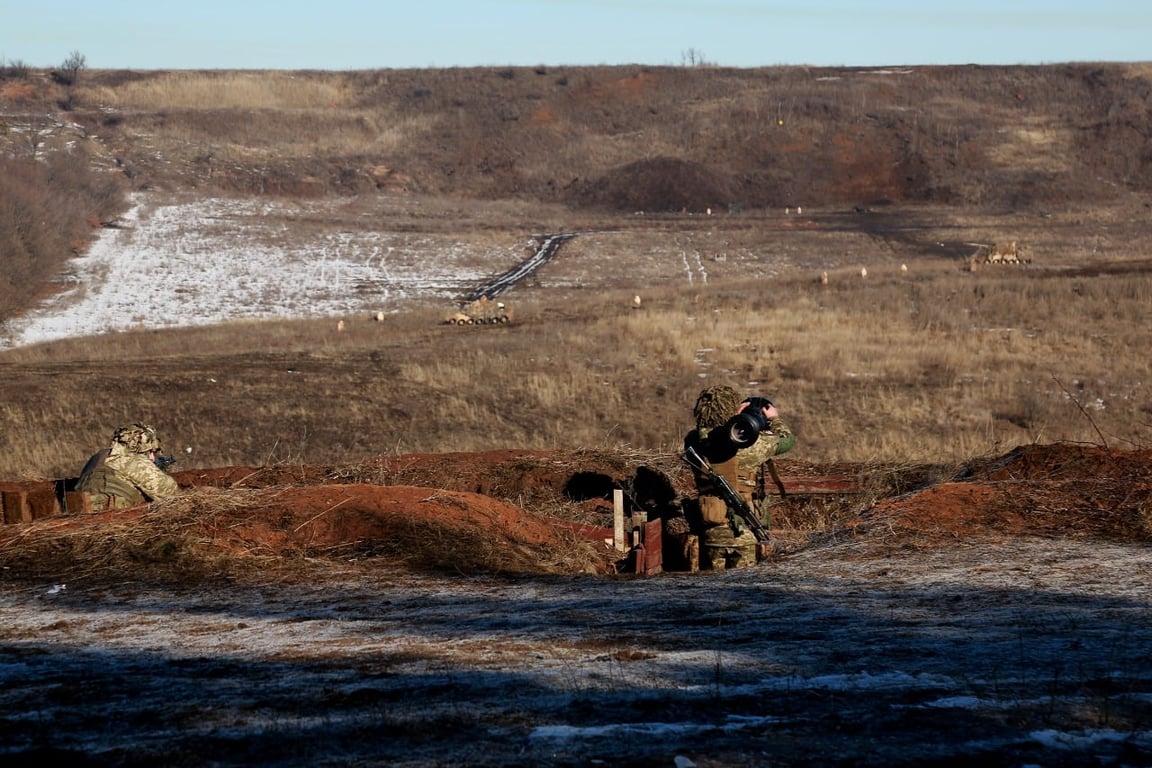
xmin=1 ymin=195 xmax=499 ymax=348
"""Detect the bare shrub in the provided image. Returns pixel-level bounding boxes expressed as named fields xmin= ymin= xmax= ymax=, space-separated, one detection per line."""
xmin=0 ymin=58 xmax=31 ymax=79
xmin=52 ymin=50 xmax=87 ymax=87
xmin=0 ymin=152 xmax=123 ymax=322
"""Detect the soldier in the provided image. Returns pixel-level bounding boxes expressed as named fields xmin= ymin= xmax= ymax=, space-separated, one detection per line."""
xmin=76 ymin=423 xmax=180 ymax=511
xmin=683 ymin=386 xmax=796 ymax=570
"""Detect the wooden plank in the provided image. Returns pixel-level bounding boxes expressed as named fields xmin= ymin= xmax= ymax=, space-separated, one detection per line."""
xmin=642 ymin=519 xmax=662 ymax=574
xmin=630 ymin=510 xmax=645 ymax=548
xmin=63 ymin=491 xmax=91 ymax=516
xmin=632 ymin=542 xmax=645 ymax=574
xmin=557 ymin=521 xmax=614 ymax=544
xmin=774 ymin=475 xmax=866 ymax=495
xmin=26 ymin=486 xmax=61 ymax=520
xmin=1 ymin=490 xmax=30 ymax=524
xmin=613 ymin=488 xmax=625 ymax=551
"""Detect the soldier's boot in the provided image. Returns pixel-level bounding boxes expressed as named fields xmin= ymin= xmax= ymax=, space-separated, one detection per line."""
xmin=703 ymin=545 xmax=732 ymax=570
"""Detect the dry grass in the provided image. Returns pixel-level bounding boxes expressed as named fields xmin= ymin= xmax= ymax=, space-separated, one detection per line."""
xmin=2 ymin=252 xmax=1150 ymax=481
xmin=86 ymin=71 xmax=353 ymax=110
xmin=0 ymin=484 xmax=607 ymax=583
xmin=2 ymin=63 xmax=1151 ymax=479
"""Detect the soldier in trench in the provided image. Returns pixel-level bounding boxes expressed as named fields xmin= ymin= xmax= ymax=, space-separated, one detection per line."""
xmin=681 ymin=385 xmax=796 ymax=570
xmin=76 ymin=423 xmax=180 ymax=511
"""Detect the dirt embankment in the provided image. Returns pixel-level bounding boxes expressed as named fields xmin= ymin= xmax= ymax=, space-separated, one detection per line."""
xmin=2 ymin=443 xmax=1150 ymax=584
xmin=856 ymin=443 xmax=1152 ymax=546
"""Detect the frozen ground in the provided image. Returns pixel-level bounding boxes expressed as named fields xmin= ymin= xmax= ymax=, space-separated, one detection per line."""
xmin=1 ymin=194 xmax=516 ymax=348
xmin=2 ymin=536 xmax=1151 ymax=766
xmin=1 ymin=192 xmax=806 ymax=350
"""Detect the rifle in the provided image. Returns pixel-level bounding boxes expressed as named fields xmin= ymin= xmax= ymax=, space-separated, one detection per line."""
xmin=681 ymin=446 xmax=771 ymax=543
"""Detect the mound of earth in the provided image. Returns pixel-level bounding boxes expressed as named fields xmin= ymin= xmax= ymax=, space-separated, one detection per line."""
xmin=2 ymin=444 xmax=1150 ymax=585
xmin=0 ymin=450 xmax=670 ymax=583
xmin=855 ymin=443 xmax=1152 ymax=546
xmin=0 ymin=482 xmax=612 ymax=584
xmin=173 ymin=448 xmax=657 ymax=501
xmin=567 ymin=156 xmax=739 ymax=213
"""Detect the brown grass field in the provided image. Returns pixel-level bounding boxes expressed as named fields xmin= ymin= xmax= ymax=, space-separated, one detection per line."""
xmin=1 ymin=63 xmax=1151 ymax=767
xmin=0 ymin=194 xmax=1149 ymax=478
xmin=1 ymin=63 xmax=1150 ymax=477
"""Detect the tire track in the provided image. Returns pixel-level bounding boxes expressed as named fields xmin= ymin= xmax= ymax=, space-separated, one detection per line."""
xmin=462 ymin=233 xmax=578 ymax=301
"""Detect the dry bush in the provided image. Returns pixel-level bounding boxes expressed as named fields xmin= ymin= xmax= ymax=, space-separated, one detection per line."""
xmin=0 ymin=59 xmax=31 ymax=79
xmin=0 ymin=152 xmax=124 ymax=321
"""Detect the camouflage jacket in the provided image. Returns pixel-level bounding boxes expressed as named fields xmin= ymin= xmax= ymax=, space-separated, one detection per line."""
xmin=77 ymin=443 xmax=179 ymax=509
xmin=683 ymin=416 xmax=796 ymax=498
xmin=682 ymin=416 xmax=796 ymax=531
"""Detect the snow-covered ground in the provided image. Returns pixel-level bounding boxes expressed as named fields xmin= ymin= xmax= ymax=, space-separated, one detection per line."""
xmin=1 ymin=195 xmax=510 ymax=348
xmin=1 ymin=193 xmax=796 ymax=350
xmin=2 ymin=537 xmax=1151 ymax=766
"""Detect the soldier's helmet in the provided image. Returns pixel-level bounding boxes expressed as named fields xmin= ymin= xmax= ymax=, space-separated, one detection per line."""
xmin=693 ymin=385 xmax=740 ymax=432
xmin=112 ymin=423 xmax=162 ymax=454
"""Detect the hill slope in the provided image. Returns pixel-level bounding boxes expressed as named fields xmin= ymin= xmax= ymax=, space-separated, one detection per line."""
xmin=4 ymin=63 xmax=1151 ymax=211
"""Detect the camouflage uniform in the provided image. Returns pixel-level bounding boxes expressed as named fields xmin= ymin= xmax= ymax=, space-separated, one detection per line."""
xmin=77 ymin=423 xmax=180 ymax=511
xmin=683 ymin=386 xmax=796 ymax=570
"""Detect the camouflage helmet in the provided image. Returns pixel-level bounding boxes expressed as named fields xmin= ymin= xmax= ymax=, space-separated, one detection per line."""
xmin=112 ymin=422 xmax=162 ymax=454
xmin=693 ymin=385 xmax=740 ymax=432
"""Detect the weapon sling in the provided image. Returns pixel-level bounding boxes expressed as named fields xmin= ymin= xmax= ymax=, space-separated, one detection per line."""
xmin=681 ymin=446 xmax=771 ymax=543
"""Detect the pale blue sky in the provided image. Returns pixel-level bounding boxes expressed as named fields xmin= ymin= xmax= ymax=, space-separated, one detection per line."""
xmin=2 ymin=1 xmax=1148 ymax=70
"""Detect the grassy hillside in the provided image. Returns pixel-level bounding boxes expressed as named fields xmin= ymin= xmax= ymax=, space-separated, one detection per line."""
xmin=5 ymin=62 xmax=1152 ymax=208
xmin=1 ymin=63 xmax=1150 ymax=479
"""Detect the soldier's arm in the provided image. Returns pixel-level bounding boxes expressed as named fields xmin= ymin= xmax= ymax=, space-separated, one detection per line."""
xmin=764 ymin=417 xmax=796 ymax=456
xmin=736 ymin=417 xmax=796 ymax=475
xmin=118 ymin=454 xmax=180 ymax=501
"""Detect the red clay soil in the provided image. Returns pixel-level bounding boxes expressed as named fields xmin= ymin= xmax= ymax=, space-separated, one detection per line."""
xmin=200 ymin=484 xmax=567 ymax=552
xmin=11 ymin=483 xmax=562 ymax=548
xmin=857 ymin=444 xmax=1152 ymax=545
xmin=2 ymin=444 xmax=1150 ymax=579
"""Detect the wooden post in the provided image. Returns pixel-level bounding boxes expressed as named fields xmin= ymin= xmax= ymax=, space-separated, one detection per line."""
xmin=641 ymin=519 xmax=663 ymax=574
xmin=631 ymin=510 xmax=645 ymax=547
xmin=63 ymin=491 xmax=91 ymax=516
xmin=613 ymin=489 xmax=625 ymax=551
xmin=27 ymin=486 xmax=61 ymax=519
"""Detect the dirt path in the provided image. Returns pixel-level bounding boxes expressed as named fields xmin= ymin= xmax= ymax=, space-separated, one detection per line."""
xmin=463 ymin=232 xmax=578 ymax=301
